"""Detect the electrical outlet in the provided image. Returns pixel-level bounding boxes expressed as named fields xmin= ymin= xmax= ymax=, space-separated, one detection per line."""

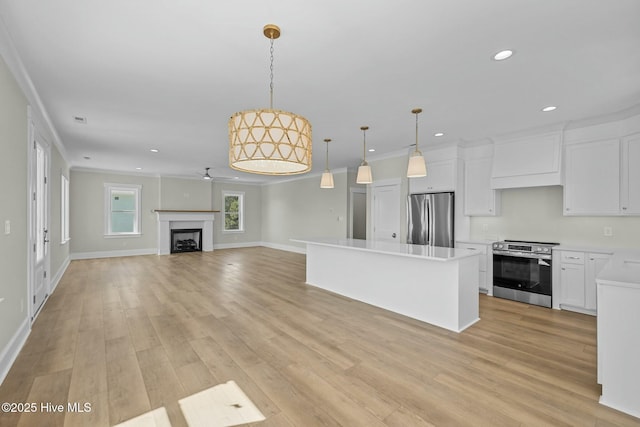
xmin=482 ymin=223 xmax=489 ymax=232
xmin=604 ymin=226 xmax=613 ymax=237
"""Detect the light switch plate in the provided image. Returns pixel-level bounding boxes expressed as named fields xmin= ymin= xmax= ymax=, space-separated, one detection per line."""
xmin=604 ymin=226 xmax=613 ymax=236
xmin=4 ymin=220 xmax=10 ymax=235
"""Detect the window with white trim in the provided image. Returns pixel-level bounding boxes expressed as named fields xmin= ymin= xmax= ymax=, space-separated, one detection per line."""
xmin=104 ymin=183 xmax=141 ymax=236
xmin=223 ymin=191 xmax=244 ymax=232
xmin=61 ymin=174 xmax=70 ymax=243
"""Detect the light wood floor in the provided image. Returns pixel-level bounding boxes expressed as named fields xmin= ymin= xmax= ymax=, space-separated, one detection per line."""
xmin=1 ymin=247 xmax=639 ymax=427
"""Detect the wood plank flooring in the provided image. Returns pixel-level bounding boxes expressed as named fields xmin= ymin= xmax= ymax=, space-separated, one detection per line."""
xmin=1 ymin=247 xmax=639 ymax=426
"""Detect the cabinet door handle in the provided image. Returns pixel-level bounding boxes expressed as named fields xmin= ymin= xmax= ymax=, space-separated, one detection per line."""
xmin=466 ymin=247 xmax=477 ymax=250
xmin=561 ymin=268 xmax=566 ymax=270
xmin=622 ymin=207 xmax=627 ymax=210
xmin=566 ymin=256 xmax=581 ymax=259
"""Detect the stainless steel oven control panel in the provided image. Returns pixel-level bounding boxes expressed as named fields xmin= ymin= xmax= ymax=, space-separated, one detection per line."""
xmin=492 ymin=240 xmax=558 ymax=257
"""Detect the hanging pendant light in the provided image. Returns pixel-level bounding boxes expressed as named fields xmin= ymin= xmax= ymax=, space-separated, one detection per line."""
xmin=229 ymin=24 xmax=312 ymax=175
xmin=407 ymin=108 xmax=427 ymax=178
xmin=320 ymin=138 xmax=335 ymax=189
xmin=356 ymin=126 xmax=373 ymax=184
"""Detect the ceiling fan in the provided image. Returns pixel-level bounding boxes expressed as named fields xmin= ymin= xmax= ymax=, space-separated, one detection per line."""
xmin=201 ymin=167 xmax=213 ymax=180
xmin=198 ymin=167 xmax=234 ymax=181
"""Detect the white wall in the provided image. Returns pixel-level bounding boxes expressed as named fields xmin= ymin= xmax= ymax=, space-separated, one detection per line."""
xmin=50 ymin=144 xmax=70 ymax=281
xmin=261 ymin=172 xmax=348 ymax=250
xmin=159 ymin=176 xmax=212 ymax=210
xmin=469 ymin=186 xmax=640 ymax=249
xmin=212 ymin=181 xmax=262 ymax=247
xmin=70 ymin=170 xmax=159 ymax=256
xmin=0 ymin=53 xmax=28 ymax=366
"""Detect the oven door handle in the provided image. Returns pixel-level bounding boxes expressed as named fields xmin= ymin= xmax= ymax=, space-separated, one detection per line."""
xmin=493 ymin=250 xmax=552 ymax=260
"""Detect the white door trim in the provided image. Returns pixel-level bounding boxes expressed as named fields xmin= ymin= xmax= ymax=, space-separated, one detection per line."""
xmin=371 ymin=178 xmax=401 ymax=242
xmin=27 ymin=107 xmax=51 ymax=323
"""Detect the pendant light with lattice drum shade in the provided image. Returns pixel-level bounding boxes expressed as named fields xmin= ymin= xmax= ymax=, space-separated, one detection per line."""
xmin=356 ymin=126 xmax=373 ymax=184
xmin=229 ymin=24 xmax=312 ymax=175
xmin=407 ymin=108 xmax=427 ymax=178
xmin=320 ymin=138 xmax=334 ymax=188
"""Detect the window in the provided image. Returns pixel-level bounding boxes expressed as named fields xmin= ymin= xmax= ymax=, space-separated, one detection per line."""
xmin=61 ymin=174 xmax=70 ymax=243
xmin=104 ymin=183 xmax=141 ymax=236
xmin=223 ymin=191 xmax=244 ymax=232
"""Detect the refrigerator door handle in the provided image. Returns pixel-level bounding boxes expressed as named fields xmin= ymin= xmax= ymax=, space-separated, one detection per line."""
xmin=426 ymin=196 xmax=432 ymax=246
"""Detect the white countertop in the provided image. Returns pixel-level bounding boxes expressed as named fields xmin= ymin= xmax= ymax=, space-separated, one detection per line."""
xmin=597 ymin=250 xmax=640 ymax=289
xmin=292 ymin=238 xmax=479 ymax=262
xmin=554 ymin=245 xmax=615 ymax=254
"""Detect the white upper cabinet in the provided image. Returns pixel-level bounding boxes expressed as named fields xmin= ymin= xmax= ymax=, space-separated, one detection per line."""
xmin=491 ymin=133 xmax=562 ymax=189
xmin=409 ymin=159 xmax=456 ymax=194
xmin=464 ymin=157 xmax=500 ymax=216
xmin=564 ymin=139 xmax=620 ymax=215
xmin=621 ymin=133 xmax=640 ymax=214
xmin=564 ymin=135 xmax=640 ymax=216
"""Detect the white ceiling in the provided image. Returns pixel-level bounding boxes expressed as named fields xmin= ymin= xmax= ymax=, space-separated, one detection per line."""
xmin=1 ymin=0 xmax=639 ymax=183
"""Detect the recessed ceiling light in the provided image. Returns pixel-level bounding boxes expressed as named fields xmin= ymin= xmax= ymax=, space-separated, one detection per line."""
xmin=233 ymin=177 xmax=239 ymax=180
xmin=541 ymin=105 xmax=557 ymax=112
xmin=74 ymin=116 xmax=87 ymax=124
xmin=434 ymin=132 xmax=445 ymax=137
xmin=368 ymin=148 xmax=375 ymax=152
xmin=135 ymin=167 xmax=142 ymax=170
xmin=492 ymin=50 xmax=514 ymax=61
xmin=150 ymin=148 xmax=159 ymax=153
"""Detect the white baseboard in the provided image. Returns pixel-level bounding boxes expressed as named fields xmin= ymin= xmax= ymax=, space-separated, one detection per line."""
xmin=0 ymin=317 xmax=30 ymax=386
xmin=50 ymin=256 xmax=70 ymax=293
xmin=260 ymin=241 xmax=307 ymax=254
xmin=71 ymin=248 xmax=157 ymax=260
xmin=213 ymin=241 xmax=262 ymax=250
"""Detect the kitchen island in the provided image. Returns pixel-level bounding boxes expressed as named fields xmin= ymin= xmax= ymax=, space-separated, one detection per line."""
xmin=596 ymin=250 xmax=640 ymax=418
xmin=292 ymin=238 xmax=480 ymax=333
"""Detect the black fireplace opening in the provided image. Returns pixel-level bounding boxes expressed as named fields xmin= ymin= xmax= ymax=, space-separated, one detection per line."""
xmin=171 ymin=228 xmax=203 ymax=253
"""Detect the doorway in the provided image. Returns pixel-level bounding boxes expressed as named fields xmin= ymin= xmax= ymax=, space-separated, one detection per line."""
xmin=349 ymin=187 xmax=366 ymax=239
xmin=372 ymin=179 xmax=401 ymax=242
xmin=29 ymin=119 xmax=50 ymax=320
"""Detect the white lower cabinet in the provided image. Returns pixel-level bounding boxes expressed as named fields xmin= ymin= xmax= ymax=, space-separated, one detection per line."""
xmin=556 ymin=250 xmax=611 ymax=315
xmin=456 ymin=241 xmax=492 ymax=295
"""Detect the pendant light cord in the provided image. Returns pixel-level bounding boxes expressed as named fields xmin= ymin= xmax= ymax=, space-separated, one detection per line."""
xmin=269 ymin=37 xmax=275 ymax=110
xmin=415 ymin=112 xmax=419 ymax=153
xmin=326 ymin=141 xmax=330 ymax=170
xmin=360 ymin=126 xmax=370 ymax=165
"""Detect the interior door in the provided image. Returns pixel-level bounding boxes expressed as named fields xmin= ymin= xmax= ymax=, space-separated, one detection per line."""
xmin=373 ymin=182 xmax=400 ymax=242
xmin=32 ymin=136 xmax=49 ymax=318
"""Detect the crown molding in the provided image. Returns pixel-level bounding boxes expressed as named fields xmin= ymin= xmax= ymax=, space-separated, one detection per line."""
xmin=0 ymin=13 xmax=68 ymax=164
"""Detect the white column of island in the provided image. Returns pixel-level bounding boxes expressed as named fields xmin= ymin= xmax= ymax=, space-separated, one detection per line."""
xmin=596 ymin=250 xmax=640 ymax=419
xmin=292 ymin=238 xmax=481 ymax=333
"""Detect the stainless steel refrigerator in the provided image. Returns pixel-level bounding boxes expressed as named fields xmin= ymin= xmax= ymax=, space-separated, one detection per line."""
xmin=407 ymin=192 xmax=454 ymax=247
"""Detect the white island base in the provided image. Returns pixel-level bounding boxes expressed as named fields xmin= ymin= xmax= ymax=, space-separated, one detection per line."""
xmin=295 ymin=238 xmax=480 ymax=333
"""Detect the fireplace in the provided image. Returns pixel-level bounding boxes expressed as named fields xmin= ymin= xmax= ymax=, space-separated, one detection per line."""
xmin=171 ymin=228 xmax=203 ymax=253
xmin=155 ymin=210 xmax=216 ymax=255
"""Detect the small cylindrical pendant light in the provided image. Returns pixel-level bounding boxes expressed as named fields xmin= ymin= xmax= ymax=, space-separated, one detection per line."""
xmin=320 ymin=138 xmax=335 ymax=189
xmin=356 ymin=126 xmax=373 ymax=184
xmin=407 ymin=108 xmax=427 ymax=178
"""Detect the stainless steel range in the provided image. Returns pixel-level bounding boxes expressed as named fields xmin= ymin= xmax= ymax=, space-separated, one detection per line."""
xmin=492 ymin=240 xmax=559 ymax=308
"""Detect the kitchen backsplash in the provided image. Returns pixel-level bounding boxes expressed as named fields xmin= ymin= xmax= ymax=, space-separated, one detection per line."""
xmin=469 ymin=186 xmax=640 ymax=249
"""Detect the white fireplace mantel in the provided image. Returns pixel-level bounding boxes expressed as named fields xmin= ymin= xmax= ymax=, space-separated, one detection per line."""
xmin=155 ymin=210 xmax=218 ymax=255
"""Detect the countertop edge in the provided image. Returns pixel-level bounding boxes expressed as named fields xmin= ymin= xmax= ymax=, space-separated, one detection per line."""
xmin=292 ymin=238 xmax=479 ymax=262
